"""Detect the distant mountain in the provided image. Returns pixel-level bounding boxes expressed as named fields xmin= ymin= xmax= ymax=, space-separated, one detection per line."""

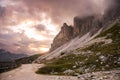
xmin=0 ymin=49 xmax=27 ymax=62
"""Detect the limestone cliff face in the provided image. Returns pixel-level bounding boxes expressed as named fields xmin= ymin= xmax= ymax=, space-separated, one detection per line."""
xmin=50 ymin=16 xmax=102 ymax=52
xmin=50 ymin=0 xmax=120 ymax=52
xmin=73 ymin=16 xmax=102 ymax=37
xmin=50 ymin=23 xmax=73 ymax=52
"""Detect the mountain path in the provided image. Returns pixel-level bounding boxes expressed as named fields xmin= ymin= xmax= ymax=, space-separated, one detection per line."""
xmin=0 ymin=64 xmax=78 ymax=80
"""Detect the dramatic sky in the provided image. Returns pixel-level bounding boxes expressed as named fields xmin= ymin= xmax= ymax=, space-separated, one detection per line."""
xmin=0 ymin=0 xmax=113 ymax=55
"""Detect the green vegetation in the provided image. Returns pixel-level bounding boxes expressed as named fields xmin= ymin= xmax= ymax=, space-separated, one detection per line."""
xmin=36 ymin=22 xmax=120 ymax=75
xmin=96 ymin=22 xmax=120 ymax=42
xmin=36 ymin=54 xmax=86 ymax=75
xmin=36 ymin=51 xmax=120 ymax=75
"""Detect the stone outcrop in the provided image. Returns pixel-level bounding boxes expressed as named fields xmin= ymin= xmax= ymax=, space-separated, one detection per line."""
xmin=50 ymin=23 xmax=73 ymax=52
xmin=50 ymin=16 xmax=102 ymax=52
xmin=50 ymin=16 xmax=103 ymax=52
xmin=73 ymin=16 xmax=102 ymax=37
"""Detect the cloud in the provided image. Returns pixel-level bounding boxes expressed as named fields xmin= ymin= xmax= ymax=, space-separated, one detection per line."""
xmin=0 ymin=6 xmax=5 ymax=17
xmin=20 ymin=0 xmax=113 ymax=25
xmin=0 ymin=23 xmax=53 ymax=54
xmin=0 ymin=0 xmax=116 ymax=55
xmin=34 ymin=24 xmax=46 ymax=31
xmin=0 ymin=29 xmax=51 ymax=54
xmin=0 ymin=0 xmax=114 ymax=26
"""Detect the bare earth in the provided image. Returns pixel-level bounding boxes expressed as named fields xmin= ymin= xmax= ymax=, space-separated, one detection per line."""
xmin=0 ymin=64 xmax=78 ymax=80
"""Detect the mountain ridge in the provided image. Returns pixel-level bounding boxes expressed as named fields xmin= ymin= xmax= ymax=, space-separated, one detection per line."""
xmin=36 ymin=16 xmax=120 ymax=76
xmin=35 ymin=0 xmax=120 ymax=64
xmin=0 ymin=49 xmax=27 ymax=62
xmin=50 ymin=0 xmax=120 ymax=52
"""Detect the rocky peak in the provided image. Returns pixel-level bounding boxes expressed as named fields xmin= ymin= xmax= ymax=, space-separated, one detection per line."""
xmin=73 ymin=16 xmax=93 ymax=37
xmin=50 ymin=16 xmax=103 ymax=52
xmin=50 ymin=23 xmax=73 ymax=52
xmin=61 ymin=23 xmax=68 ymax=29
xmin=74 ymin=16 xmax=102 ymax=37
xmin=60 ymin=23 xmax=73 ymax=34
xmin=49 ymin=0 xmax=120 ymax=52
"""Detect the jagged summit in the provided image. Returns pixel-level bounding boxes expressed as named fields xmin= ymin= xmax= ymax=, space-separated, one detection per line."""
xmin=50 ymin=23 xmax=73 ymax=52
xmin=34 ymin=0 xmax=120 ymax=77
xmin=36 ymin=18 xmax=120 ymax=76
xmin=50 ymin=1 xmax=120 ymax=52
xmin=50 ymin=16 xmax=103 ymax=52
xmin=73 ymin=16 xmax=102 ymax=37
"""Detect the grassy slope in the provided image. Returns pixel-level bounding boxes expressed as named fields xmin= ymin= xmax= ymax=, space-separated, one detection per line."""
xmin=36 ymin=21 xmax=120 ymax=75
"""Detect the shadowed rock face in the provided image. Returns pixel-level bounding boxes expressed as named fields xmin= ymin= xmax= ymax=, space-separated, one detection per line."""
xmin=50 ymin=16 xmax=103 ymax=52
xmin=73 ymin=16 xmax=102 ymax=37
xmin=50 ymin=0 xmax=120 ymax=52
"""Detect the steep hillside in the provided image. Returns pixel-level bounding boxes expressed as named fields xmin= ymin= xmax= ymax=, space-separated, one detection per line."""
xmin=36 ymin=18 xmax=120 ymax=75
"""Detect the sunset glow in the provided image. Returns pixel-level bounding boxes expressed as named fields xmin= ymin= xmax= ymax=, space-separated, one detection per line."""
xmin=9 ymin=17 xmax=58 ymax=41
xmin=5 ymin=16 xmax=58 ymax=53
xmin=0 ymin=0 xmax=109 ymax=54
xmin=29 ymin=46 xmax=49 ymax=52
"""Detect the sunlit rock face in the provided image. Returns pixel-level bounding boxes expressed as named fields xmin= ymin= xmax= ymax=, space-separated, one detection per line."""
xmin=50 ymin=23 xmax=73 ymax=52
